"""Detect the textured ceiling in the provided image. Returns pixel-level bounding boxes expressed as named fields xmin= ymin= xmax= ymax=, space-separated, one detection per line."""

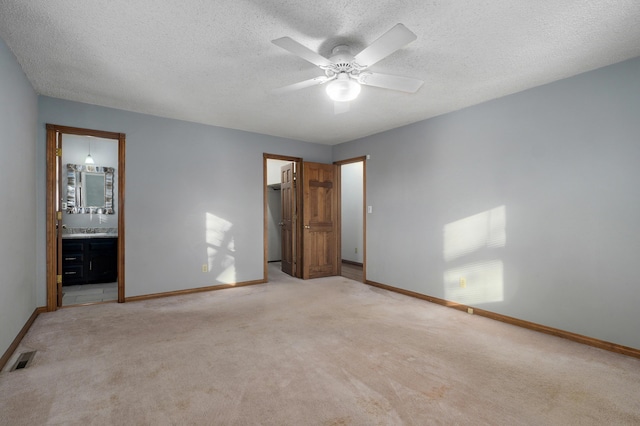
xmin=1 ymin=1 xmax=639 ymax=145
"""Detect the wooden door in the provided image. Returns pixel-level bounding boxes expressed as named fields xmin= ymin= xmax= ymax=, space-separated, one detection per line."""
xmin=280 ymin=163 xmax=296 ymax=276
xmin=302 ymin=162 xmax=338 ymax=279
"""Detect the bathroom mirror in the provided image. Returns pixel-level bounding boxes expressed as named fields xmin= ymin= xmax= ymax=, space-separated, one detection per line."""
xmin=66 ymin=164 xmax=115 ymax=214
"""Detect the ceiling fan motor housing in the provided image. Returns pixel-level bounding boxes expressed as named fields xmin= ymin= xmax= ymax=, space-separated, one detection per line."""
xmin=325 ymin=45 xmax=362 ymax=78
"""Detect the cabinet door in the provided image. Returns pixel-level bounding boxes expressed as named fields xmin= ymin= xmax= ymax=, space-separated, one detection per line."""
xmin=62 ymin=264 xmax=85 ymax=284
xmin=62 ymin=240 xmax=86 ymax=285
xmin=87 ymin=239 xmax=118 ymax=283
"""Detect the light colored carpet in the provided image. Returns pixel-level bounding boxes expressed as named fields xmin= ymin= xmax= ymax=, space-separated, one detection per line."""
xmin=1 ymin=264 xmax=639 ymax=425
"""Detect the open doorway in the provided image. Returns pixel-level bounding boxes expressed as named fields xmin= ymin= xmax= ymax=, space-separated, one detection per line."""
xmin=46 ymin=124 xmax=126 ymax=311
xmin=59 ymin=135 xmax=119 ymax=305
xmin=336 ymin=157 xmax=366 ymax=282
xmin=263 ymin=154 xmax=302 ymax=280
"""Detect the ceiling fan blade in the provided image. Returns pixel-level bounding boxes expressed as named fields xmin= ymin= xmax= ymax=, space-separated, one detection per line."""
xmin=272 ymin=76 xmax=331 ymax=95
xmin=358 ymin=72 xmax=424 ymax=93
xmin=334 ymin=101 xmax=350 ymax=115
xmin=272 ymin=37 xmax=333 ymax=68
xmin=354 ymin=23 xmax=417 ymax=68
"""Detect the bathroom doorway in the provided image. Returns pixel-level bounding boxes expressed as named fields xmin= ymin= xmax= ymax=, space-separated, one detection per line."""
xmin=46 ymin=124 xmax=126 ymax=311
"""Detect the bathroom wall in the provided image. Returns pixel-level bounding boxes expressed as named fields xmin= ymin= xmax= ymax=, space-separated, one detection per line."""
xmin=61 ymin=134 xmax=119 ymax=230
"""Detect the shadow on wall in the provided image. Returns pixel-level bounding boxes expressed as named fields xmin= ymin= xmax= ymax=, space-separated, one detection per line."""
xmin=206 ymin=212 xmax=236 ymax=284
xmin=443 ymin=206 xmax=506 ymax=305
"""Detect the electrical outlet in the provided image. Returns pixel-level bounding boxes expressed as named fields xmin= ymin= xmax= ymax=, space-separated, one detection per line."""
xmin=467 ymin=308 xmax=474 ymax=315
xmin=459 ymin=277 xmax=466 ymax=288
xmin=202 ymin=264 xmax=208 ymax=273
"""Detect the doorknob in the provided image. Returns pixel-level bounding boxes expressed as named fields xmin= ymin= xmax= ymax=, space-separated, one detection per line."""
xmin=304 ymin=225 xmax=311 ymax=229
xmin=278 ymin=222 xmax=284 ymax=226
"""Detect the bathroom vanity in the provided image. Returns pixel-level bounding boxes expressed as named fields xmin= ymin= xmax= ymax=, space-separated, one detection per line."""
xmin=61 ymin=162 xmax=118 ymax=286
xmin=62 ymin=235 xmax=117 ymax=285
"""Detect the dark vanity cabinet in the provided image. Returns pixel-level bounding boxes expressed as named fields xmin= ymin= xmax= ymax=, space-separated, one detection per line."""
xmin=62 ymin=237 xmax=117 ymax=285
xmin=61 ymin=240 xmax=85 ymax=284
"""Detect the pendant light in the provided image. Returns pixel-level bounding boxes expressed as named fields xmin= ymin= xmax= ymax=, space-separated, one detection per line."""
xmin=85 ymin=140 xmax=95 ymax=165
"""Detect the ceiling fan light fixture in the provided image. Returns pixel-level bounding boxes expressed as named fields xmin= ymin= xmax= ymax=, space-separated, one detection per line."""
xmin=326 ymin=73 xmax=361 ymax=102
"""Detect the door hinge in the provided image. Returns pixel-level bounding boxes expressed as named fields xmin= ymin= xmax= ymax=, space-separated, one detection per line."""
xmin=55 ymin=148 xmax=62 ymax=157
xmin=56 ymin=275 xmax=62 ymax=284
xmin=57 ymin=211 xmax=62 ymax=220
xmin=293 ymin=172 xmax=296 ymax=180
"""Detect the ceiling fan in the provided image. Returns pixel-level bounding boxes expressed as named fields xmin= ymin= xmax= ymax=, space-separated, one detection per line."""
xmin=272 ymin=23 xmax=424 ymax=112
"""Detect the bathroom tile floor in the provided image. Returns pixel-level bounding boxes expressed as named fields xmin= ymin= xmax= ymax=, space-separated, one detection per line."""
xmin=62 ymin=282 xmax=117 ymax=306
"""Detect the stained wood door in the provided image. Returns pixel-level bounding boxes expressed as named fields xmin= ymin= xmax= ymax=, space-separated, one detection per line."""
xmin=280 ymin=163 xmax=296 ymax=276
xmin=302 ymin=162 xmax=338 ymax=279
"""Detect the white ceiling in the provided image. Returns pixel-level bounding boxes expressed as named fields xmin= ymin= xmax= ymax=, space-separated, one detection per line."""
xmin=1 ymin=1 xmax=639 ymax=145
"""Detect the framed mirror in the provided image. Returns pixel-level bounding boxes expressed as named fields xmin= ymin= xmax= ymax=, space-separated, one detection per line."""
xmin=66 ymin=164 xmax=115 ymax=214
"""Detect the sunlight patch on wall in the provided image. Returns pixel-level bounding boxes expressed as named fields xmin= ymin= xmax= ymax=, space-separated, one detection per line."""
xmin=443 ymin=205 xmax=506 ymax=262
xmin=207 ymin=213 xmax=233 ymax=246
xmin=206 ymin=213 xmax=236 ymax=284
xmin=216 ymin=254 xmax=237 ymax=284
xmin=444 ymin=261 xmax=504 ymax=304
xmin=443 ymin=206 xmax=506 ymax=304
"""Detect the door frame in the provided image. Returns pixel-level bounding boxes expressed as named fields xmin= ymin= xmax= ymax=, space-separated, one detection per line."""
xmin=334 ymin=156 xmax=367 ymax=282
xmin=263 ymin=153 xmax=302 ymax=281
xmin=263 ymin=153 xmax=367 ymax=282
xmin=46 ymin=124 xmax=126 ymax=311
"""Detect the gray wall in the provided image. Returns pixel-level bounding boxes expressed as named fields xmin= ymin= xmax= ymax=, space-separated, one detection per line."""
xmin=0 ymin=38 xmax=37 ymax=357
xmin=37 ymin=97 xmax=332 ymax=303
xmin=334 ymin=57 xmax=640 ymax=350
